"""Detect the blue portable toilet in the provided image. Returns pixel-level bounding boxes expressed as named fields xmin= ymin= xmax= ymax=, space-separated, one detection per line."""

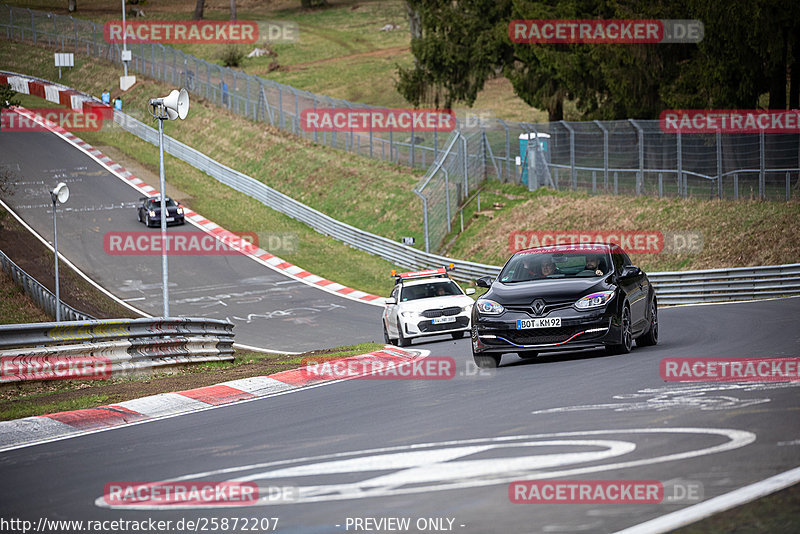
xmin=517 ymin=132 xmax=550 ymax=186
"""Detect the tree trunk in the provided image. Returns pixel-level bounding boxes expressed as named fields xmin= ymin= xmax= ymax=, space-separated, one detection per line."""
xmin=768 ymin=29 xmax=788 ymax=110
xmin=68 ymin=0 xmax=77 ymax=12
xmin=230 ymin=0 xmax=237 ymax=21
xmin=193 ymin=0 xmax=205 ymax=20
xmin=548 ymin=98 xmax=563 ymax=122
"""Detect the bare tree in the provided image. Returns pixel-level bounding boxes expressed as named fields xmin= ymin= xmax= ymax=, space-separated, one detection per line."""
xmin=230 ymin=0 xmax=237 ymax=20
xmin=193 ymin=0 xmax=205 ymax=20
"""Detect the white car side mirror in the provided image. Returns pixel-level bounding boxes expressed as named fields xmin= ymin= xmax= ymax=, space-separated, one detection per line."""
xmin=385 ymin=297 xmax=397 ymax=305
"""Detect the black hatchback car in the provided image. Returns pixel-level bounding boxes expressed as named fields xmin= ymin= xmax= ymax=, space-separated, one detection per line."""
xmin=136 ymin=196 xmax=185 ymax=227
xmin=471 ymin=243 xmax=657 ymax=368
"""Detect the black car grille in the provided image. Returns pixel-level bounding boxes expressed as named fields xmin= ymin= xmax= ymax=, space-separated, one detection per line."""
xmin=500 ymin=325 xmax=601 ymax=346
xmin=505 ymin=298 xmax=575 ymax=316
xmin=421 ymin=306 xmax=462 ymax=318
xmin=418 ymin=316 xmax=469 ymax=332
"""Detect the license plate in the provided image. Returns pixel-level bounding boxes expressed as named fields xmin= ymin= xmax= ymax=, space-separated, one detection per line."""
xmin=432 ymin=316 xmax=456 ymax=324
xmin=516 ymin=317 xmax=561 ymax=329
xmin=166 ymin=217 xmax=175 ymax=222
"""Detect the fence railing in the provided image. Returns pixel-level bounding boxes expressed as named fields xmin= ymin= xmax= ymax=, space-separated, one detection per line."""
xmin=2 ymin=4 xmax=798 ymax=255
xmin=0 ymin=248 xmax=93 ymax=322
xmin=0 ymin=317 xmax=235 ymax=382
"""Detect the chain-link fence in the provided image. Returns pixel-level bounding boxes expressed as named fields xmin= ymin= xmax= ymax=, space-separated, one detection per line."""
xmin=3 ymin=5 xmax=798 ymax=255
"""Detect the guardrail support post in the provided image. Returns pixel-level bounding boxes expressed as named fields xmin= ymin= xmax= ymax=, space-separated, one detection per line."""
xmin=716 ymin=131 xmax=723 ymax=199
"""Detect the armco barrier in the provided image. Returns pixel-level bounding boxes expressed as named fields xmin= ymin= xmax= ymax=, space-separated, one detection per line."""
xmin=0 ymin=248 xmax=93 ymax=322
xmin=0 ymin=317 xmax=235 ymax=382
xmin=3 ymin=72 xmax=799 ymax=306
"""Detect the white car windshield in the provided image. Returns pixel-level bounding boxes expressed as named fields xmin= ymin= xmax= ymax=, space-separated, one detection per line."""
xmin=400 ymin=281 xmax=462 ymax=301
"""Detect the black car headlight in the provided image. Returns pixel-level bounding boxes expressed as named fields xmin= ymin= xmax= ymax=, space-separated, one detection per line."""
xmin=476 ymin=299 xmax=504 ymax=315
xmin=574 ymin=290 xmax=615 ymax=310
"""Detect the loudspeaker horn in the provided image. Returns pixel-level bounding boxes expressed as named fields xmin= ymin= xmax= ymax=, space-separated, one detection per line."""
xmin=160 ymin=88 xmax=189 ymax=120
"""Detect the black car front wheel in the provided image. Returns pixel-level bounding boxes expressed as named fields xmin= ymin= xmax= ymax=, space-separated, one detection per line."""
xmin=451 ymin=331 xmax=465 ymax=340
xmin=473 ymin=353 xmax=500 ymax=368
xmin=607 ymin=305 xmax=632 ymax=355
xmin=636 ymin=298 xmax=658 ymax=347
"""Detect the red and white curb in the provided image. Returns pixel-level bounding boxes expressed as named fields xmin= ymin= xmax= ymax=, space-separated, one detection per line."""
xmin=0 ymin=346 xmax=426 ymax=452
xmin=3 ymin=71 xmax=385 ymax=306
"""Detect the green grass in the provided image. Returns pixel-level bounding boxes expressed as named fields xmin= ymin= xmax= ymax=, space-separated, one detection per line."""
xmin=0 ymin=270 xmax=51 ymax=324
xmin=0 ymin=394 xmax=110 ymax=421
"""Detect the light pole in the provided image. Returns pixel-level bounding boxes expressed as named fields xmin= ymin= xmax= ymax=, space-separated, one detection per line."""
xmin=50 ymin=182 xmax=69 ymax=322
xmin=148 ymin=89 xmax=189 ymax=317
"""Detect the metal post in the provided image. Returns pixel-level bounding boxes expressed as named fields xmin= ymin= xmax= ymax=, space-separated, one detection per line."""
xmin=561 ymin=121 xmax=576 ymax=190
xmin=443 ymin=168 xmax=451 ymax=232
xmin=658 ymin=173 xmax=663 ymax=198
xmin=52 ymin=198 xmax=61 ymax=322
xmin=629 ymin=119 xmax=644 ymax=195
xmin=734 ymin=174 xmax=739 ymax=200
xmin=461 ymin=134 xmax=468 ymax=194
xmin=592 ymin=170 xmax=597 ymax=194
xmin=158 ymin=117 xmax=169 ymax=317
xmin=122 ymin=0 xmax=128 ymax=78
xmin=614 ymin=171 xmax=618 ymax=195
xmin=677 ymin=131 xmax=683 ymax=197
xmin=414 ymin=190 xmax=429 ymax=253
xmin=787 ymin=171 xmax=791 ymax=201
xmin=716 ymin=131 xmax=723 ymax=199
xmin=594 ymin=120 xmax=609 ymax=191
xmin=759 ymin=131 xmax=765 ymax=199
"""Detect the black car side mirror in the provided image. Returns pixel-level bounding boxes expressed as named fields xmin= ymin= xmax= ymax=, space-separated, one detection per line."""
xmin=476 ymin=276 xmax=494 ymax=288
xmin=621 ymin=265 xmax=642 ymax=278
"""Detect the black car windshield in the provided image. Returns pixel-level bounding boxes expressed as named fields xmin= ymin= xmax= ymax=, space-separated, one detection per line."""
xmin=498 ymin=251 xmax=612 ymax=283
xmin=147 ymin=198 xmax=177 ymax=207
xmin=400 ymin=281 xmax=462 ymax=301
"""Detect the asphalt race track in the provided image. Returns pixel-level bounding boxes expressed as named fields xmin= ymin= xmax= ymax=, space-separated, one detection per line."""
xmin=0 ymin=296 xmax=798 ymax=532
xmin=0 ymin=129 xmax=382 ymax=352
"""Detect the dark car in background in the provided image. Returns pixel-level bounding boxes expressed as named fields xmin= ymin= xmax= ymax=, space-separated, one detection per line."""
xmin=471 ymin=243 xmax=658 ymax=368
xmin=136 ymin=196 xmax=185 ymax=227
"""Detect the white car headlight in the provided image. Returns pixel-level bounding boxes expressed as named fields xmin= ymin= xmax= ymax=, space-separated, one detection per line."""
xmin=476 ymin=299 xmax=504 ymax=315
xmin=148 ymin=210 xmax=156 ymax=217
xmin=574 ymin=290 xmax=615 ymax=310
xmin=177 ymin=207 xmax=184 ymax=214
xmin=400 ymin=310 xmax=417 ymax=318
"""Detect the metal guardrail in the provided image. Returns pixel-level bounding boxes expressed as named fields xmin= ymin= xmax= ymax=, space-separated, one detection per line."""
xmin=4 ymin=73 xmax=798 ymax=308
xmin=0 ymin=317 xmax=235 ymax=382
xmin=647 ymin=263 xmax=800 ymax=305
xmin=0 ymin=248 xmax=93 ymax=322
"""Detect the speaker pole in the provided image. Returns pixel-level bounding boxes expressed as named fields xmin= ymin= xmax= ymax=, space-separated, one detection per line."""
xmin=158 ymin=113 xmax=169 ymax=318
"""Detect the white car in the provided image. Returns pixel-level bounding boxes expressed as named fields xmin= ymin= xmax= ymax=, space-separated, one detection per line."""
xmin=382 ymin=267 xmax=476 ymax=346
